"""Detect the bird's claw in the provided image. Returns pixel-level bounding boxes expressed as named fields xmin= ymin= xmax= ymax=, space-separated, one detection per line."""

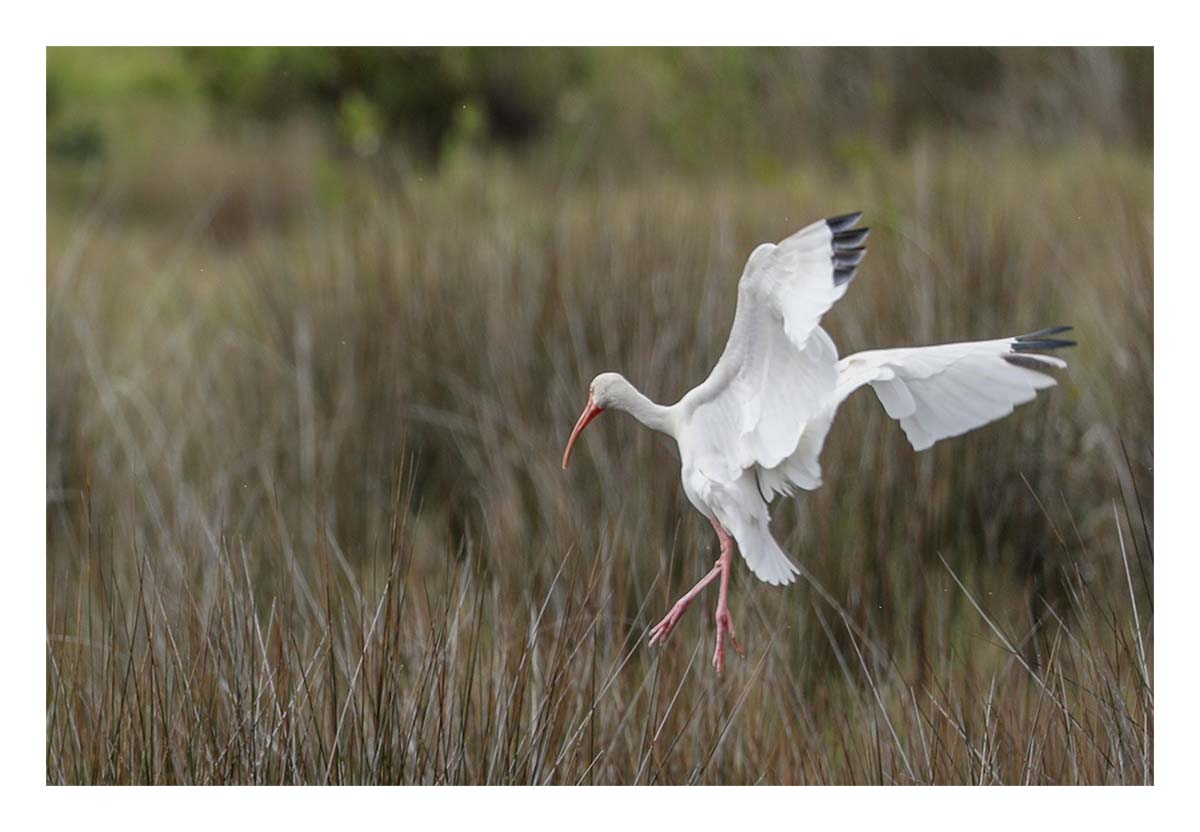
xmin=648 ymin=602 xmax=687 ymax=647
xmin=711 ymin=608 xmax=744 ymax=673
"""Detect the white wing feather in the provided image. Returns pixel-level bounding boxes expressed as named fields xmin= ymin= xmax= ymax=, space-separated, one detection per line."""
xmin=834 ymin=332 xmax=1072 ymax=452
xmin=749 ymin=218 xmax=861 ymax=351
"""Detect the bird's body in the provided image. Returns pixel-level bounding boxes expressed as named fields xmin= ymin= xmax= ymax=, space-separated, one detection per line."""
xmin=562 ymin=212 xmax=1073 ymax=671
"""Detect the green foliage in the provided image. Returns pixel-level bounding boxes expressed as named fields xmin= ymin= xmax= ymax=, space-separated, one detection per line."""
xmin=47 ymin=47 xmax=1152 ymax=172
xmin=338 ymin=90 xmax=384 ymax=156
xmin=173 ymin=46 xmax=584 ymax=159
xmin=46 ymin=120 xmax=104 ymax=162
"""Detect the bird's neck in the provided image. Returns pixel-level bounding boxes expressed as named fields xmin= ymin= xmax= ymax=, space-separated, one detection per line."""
xmin=613 ymin=383 xmax=676 ymax=438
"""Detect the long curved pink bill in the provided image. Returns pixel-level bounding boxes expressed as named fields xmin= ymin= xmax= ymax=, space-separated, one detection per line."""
xmin=562 ymin=396 xmax=603 ymax=469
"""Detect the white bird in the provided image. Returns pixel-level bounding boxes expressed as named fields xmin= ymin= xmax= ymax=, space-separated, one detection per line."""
xmin=561 ymin=211 xmax=1073 ymax=672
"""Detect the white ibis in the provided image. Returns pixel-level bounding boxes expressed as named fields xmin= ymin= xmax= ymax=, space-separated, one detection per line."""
xmin=561 ymin=211 xmax=1073 ymax=672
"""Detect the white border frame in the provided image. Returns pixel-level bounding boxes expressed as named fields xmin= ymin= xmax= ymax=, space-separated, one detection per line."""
xmin=9 ymin=3 xmax=1191 ymax=826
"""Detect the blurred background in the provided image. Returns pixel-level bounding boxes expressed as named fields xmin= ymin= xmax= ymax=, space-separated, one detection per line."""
xmin=47 ymin=48 xmax=1152 ymax=220
xmin=46 ymin=47 xmax=1153 ymax=785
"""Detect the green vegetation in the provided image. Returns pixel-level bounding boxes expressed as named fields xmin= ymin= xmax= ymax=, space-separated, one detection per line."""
xmin=46 ymin=47 xmax=1151 ymax=785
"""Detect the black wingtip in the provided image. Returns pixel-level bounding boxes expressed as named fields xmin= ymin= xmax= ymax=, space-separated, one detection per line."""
xmin=1017 ymin=325 xmax=1074 ymax=341
xmin=1012 ymin=339 xmax=1077 ymax=352
xmin=826 ymin=211 xmax=863 ymax=232
xmin=827 ymin=212 xmax=866 ymax=284
xmin=833 ymin=227 xmax=870 ymax=249
xmin=834 ymin=247 xmax=866 ymax=268
xmin=1012 ymin=325 xmax=1076 ymax=352
xmin=834 ymin=265 xmax=859 ymax=286
xmin=1004 ymin=354 xmax=1063 ymax=371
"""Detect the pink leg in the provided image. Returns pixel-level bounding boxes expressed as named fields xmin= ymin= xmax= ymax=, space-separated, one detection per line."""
xmin=710 ymin=518 xmax=744 ymax=672
xmin=648 ymin=560 xmax=722 ymax=647
xmin=648 ymin=517 xmax=745 ymax=671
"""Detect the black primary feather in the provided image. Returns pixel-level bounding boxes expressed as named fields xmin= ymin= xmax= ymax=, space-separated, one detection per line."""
xmin=1004 ymin=354 xmax=1062 ymax=371
xmin=1016 ymin=325 xmax=1074 ymax=341
xmin=833 ymin=227 xmax=871 ymax=249
xmin=1012 ymin=325 xmax=1076 ymax=352
xmin=834 ymin=266 xmax=859 ymax=286
xmin=826 ymin=211 xmax=863 ymax=232
xmin=834 ymin=248 xmax=866 ymax=268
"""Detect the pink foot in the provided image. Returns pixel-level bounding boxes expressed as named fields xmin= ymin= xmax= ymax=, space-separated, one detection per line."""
xmin=648 ymin=604 xmax=684 ymax=646
xmin=711 ymin=605 xmax=744 ymax=673
xmin=649 ymin=600 xmax=693 ymax=646
xmin=648 ymin=561 xmax=722 ymax=648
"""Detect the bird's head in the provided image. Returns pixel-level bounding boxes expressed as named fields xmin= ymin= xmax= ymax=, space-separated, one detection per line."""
xmin=561 ymin=372 xmax=626 ymax=469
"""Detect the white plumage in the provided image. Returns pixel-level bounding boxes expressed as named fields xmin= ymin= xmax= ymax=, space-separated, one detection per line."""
xmin=562 ymin=211 xmax=1073 ymax=671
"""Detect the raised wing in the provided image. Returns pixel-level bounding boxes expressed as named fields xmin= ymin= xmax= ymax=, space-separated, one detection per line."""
xmin=745 ymin=211 xmax=869 ymax=351
xmin=683 ymin=212 xmax=868 ymax=486
xmin=835 ymin=327 xmax=1075 ymax=452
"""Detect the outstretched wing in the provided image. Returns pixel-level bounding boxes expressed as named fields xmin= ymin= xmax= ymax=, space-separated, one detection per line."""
xmin=683 ymin=211 xmax=868 ymax=487
xmin=745 ymin=211 xmax=869 ymax=351
xmin=834 ymin=328 xmax=1075 ymax=452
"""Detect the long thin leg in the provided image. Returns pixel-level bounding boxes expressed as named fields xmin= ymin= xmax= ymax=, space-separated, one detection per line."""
xmin=648 ymin=560 xmax=722 ymax=647
xmin=647 ymin=516 xmax=746 ymax=673
xmin=711 ymin=518 xmax=744 ymax=672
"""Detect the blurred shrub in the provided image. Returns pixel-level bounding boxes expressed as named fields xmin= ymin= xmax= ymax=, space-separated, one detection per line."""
xmin=48 ymin=47 xmax=1152 ymax=174
xmin=46 ymin=119 xmax=105 ymax=162
xmin=177 ymin=46 xmax=586 ymax=159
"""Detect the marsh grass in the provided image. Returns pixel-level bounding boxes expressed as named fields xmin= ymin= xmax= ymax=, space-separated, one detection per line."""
xmin=47 ymin=143 xmax=1152 ymax=784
